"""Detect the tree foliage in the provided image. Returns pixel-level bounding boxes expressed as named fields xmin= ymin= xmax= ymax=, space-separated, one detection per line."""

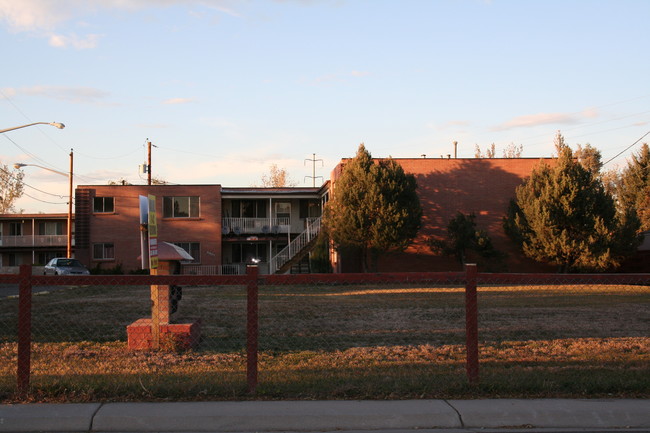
xmin=429 ymin=212 xmax=500 ymax=266
xmin=474 ymin=143 xmax=523 ymax=158
xmin=0 ymin=162 xmax=25 ymax=213
xmin=504 ymin=141 xmax=639 ymax=272
xmin=617 ymin=143 xmax=650 ymax=231
xmin=324 ymin=144 xmax=422 ymax=272
xmin=574 ymin=143 xmax=603 ymax=175
xmin=259 ymin=164 xmax=297 ymax=187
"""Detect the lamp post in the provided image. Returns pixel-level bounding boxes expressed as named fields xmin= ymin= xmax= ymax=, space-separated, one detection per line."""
xmin=14 ymin=150 xmax=74 ymax=258
xmin=0 ymin=122 xmax=65 ymax=134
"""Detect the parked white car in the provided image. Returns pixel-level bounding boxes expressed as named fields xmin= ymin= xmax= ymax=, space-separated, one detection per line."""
xmin=43 ymin=258 xmax=90 ymax=275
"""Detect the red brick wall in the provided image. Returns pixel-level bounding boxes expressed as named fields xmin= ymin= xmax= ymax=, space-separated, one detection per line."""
xmin=331 ymin=158 xmax=556 ymax=273
xmin=75 ymin=185 xmax=222 ymax=272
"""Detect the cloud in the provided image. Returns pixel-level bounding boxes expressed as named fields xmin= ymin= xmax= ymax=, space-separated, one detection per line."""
xmin=8 ymin=85 xmax=110 ymax=104
xmin=0 ymin=0 xmax=242 ymax=32
xmin=492 ymin=112 xmax=582 ymax=131
xmin=48 ymin=32 xmax=102 ymax=49
xmin=0 ymin=0 xmax=243 ymax=48
xmin=162 ymin=97 xmax=196 ymax=105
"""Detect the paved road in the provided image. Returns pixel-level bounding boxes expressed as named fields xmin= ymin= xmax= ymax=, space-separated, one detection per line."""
xmin=1 ymin=399 xmax=649 ymax=433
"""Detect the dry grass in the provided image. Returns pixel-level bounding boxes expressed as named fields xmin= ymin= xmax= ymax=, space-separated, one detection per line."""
xmin=0 ymin=281 xmax=648 ymax=402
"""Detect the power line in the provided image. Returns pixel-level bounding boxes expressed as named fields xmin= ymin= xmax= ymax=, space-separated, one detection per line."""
xmin=21 ymin=191 xmax=68 ymax=205
xmin=602 ymin=130 xmax=650 ymax=167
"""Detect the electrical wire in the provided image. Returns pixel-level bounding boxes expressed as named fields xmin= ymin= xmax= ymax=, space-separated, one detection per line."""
xmin=0 ymin=167 xmax=66 ymax=198
xmin=602 ymin=130 xmax=650 ymax=167
xmin=21 ymin=191 xmax=68 ymax=205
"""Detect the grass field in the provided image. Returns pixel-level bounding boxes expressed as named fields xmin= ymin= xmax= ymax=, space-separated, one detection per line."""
xmin=0 ymin=281 xmax=648 ymax=402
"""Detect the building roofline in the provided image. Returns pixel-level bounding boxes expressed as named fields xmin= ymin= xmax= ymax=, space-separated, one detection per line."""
xmin=0 ymin=213 xmax=71 ymax=219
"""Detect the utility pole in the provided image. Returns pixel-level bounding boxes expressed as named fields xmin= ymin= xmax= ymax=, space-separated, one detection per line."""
xmin=304 ymin=153 xmax=323 ymax=187
xmin=67 ymin=149 xmax=73 ymax=258
xmin=147 ymin=140 xmax=152 ymax=185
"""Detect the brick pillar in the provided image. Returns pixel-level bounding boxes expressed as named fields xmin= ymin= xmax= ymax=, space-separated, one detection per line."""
xmin=151 ymin=260 xmax=172 ymax=349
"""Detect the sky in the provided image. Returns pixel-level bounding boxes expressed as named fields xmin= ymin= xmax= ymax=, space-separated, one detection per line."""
xmin=1 ymin=0 xmax=649 ymax=214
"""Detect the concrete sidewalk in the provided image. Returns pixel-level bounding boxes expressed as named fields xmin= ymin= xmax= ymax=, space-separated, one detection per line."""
xmin=1 ymin=399 xmax=649 ymax=432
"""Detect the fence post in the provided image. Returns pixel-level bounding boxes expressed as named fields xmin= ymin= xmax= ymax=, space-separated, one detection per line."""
xmin=464 ymin=263 xmax=479 ymax=385
xmin=17 ymin=264 xmax=33 ymax=396
xmin=246 ymin=265 xmax=259 ymax=393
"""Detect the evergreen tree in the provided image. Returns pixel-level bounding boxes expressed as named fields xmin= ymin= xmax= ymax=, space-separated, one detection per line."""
xmin=324 ymin=144 xmax=422 ymax=272
xmin=504 ymin=143 xmax=639 ymax=272
xmin=429 ymin=212 xmax=500 ymax=266
xmin=618 ymin=143 xmax=650 ymax=231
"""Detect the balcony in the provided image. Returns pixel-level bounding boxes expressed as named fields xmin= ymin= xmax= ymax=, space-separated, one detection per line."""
xmin=0 ymin=235 xmax=71 ymax=247
xmin=222 ymin=217 xmax=290 ymax=235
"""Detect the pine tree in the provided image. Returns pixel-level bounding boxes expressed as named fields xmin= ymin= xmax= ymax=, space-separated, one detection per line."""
xmin=504 ymin=143 xmax=639 ymax=272
xmin=618 ymin=143 xmax=650 ymax=231
xmin=324 ymin=144 xmax=422 ymax=272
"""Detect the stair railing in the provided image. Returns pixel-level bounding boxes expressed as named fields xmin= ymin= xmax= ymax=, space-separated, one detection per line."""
xmin=270 ymin=217 xmax=321 ymax=274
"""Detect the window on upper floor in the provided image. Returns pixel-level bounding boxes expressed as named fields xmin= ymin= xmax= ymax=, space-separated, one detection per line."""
xmin=93 ymin=197 xmax=115 ymax=213
xmin=230 ymin=199 xmax=267 ymax=218
xmin=9 ymin=222 xmax=22 ymax=236
xmin=163 ymin=196 xmax=200 ymax=218
xmin=39 ymin=221 xmax=64 ymax=235
xmin=93 ymin=242 xmax=115 ymax=260
xmin=299 ymin=199 xmax=321 ymax=219
xmin=171 ymin=242 xmax=201 ymax=263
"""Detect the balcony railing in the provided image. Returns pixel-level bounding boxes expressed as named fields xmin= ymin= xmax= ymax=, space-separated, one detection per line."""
xmin=183 ymin=262 xmax=270 ymax=275
xmin=0 ymin=235 xmax=71 ymax=247
xmin=222 ymin=217 xmax=290 ymax=235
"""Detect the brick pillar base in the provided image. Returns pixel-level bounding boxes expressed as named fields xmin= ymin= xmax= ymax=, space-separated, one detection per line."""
xmin=127 ymin=318 xmax=201 ymax=351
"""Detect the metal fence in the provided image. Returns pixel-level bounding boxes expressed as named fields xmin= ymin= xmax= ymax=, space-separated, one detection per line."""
xmin=0 ymin=265 xmax=648 ymax=402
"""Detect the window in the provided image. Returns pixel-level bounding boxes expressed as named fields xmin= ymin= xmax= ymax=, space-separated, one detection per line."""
xmin=9 ymin=222 xmax=22 ymax=236
xmin=231 ymin=200 xmax=266 ymax=218
xmin=299 ymin=199 xmax=321 ymax=218
xmin=37 ymin=252 xmax=59 ymax=265
xmin=93 ymin=197 xmax=115 ymax=213
xmin=39 ymin=221 xmax=64 ymax=235
xmin=275 ymin=202 xmax=291 ymax=219
xmin=171 ymin=242 xmax=201 ymax=263
xmin=8 ymin=253 xmax=24 ymax=266
xmin=93 ymin=243 xmax=115 ymax=260
xmin=163 ymin=196 xmax=199 ymax=218
xmin=232 ymin=243 xmax=268 ymax=264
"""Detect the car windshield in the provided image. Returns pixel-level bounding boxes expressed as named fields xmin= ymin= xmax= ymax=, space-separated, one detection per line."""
xmin=58 ymin=259 xmax=83 ymax=267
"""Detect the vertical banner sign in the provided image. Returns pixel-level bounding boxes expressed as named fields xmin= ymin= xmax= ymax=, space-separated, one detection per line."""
xmin=148 ymin=194 xmax=159 ymax=269
xmin=139 ymin=195 xmax=149 ymax=269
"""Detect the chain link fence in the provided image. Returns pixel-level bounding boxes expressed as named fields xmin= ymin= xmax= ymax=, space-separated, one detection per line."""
xmin=0 ymin=266 xmax=648 ymax=402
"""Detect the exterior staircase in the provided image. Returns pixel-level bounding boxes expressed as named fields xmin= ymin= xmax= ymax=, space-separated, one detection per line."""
xmin=270 ymin=217 xmax=321 ymax=274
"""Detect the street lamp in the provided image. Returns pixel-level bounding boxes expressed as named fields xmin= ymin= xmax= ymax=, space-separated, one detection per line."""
xmin=0 ymin=122 xmax=65 ymax=134
xmin=14 ymin=150 xmax=74 ymax=258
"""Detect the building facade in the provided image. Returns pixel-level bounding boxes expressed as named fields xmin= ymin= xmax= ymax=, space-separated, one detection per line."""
xmin=0 ymin=213 xmax=72 ymax=269
xmin=329 ymin=157 xmax=557 ymax=273
xmin=73 ymin=184 xmax=327 ymax=274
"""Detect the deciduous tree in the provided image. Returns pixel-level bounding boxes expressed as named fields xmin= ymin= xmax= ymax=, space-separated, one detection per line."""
xmin=259 ymin=164 xmax=297 ymax=187
xmin=0 ymin=163 xmax=25 ymax=213
xmin=324 ymin=144 xmax=422 ymax=272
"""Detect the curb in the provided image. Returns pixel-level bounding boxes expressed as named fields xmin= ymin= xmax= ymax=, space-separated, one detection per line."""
xmin=0 ymin=399 xmax=648 ymax=432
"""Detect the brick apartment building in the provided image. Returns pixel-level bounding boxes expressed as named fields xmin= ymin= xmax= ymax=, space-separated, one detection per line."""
xmin=4 ymin=156 xmax=644 ymax=274
xmin=73 ymin=183 xmax=327 ymax=274
xmin=0 ymin=213 xmax=72 ymax=269
xmin=330 ymin=157 xmax=557 ymax=273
